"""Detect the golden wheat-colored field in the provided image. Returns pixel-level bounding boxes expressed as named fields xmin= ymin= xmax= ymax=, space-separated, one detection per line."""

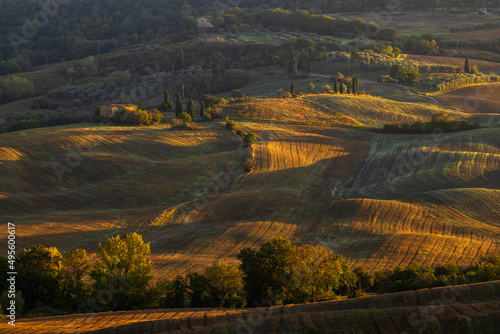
xmin=3 ymin=280 xmax=500 ymax=333
xmin=3 ymin=119 xmax=500 ymax=279
xmin=223 ymin=93 xmax=464 ymax=128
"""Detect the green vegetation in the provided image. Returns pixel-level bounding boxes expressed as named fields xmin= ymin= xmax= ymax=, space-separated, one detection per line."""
xmin=243 ymin=132 xmax=258 ymax=146
xmin=8 ymin=235 xmax=494 ymax=316
xmin=187 ymin=97 xmax=196 ymax=119
xmin=104 ymin=108 xmax=164 ymax=126
xmin=178 ymin=112 xmax=192 ymax=123
xmin=0 ymin=76 xmax=35 ymax=103
xmin=382 ymin=113 xmax=480 ymax=134
xmin=159 ymin=89 xmax=173 ymax=111
xmin=175 ymin=93 xmax=184 ymax=118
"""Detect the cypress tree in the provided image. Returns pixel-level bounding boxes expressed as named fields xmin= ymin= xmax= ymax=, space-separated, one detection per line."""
xmin=339 ymin=79 xmax=344 ymax=94
xmin=333 ymin=79 xmax=338 ymax=93
xmin=164 ymin=89 xmax=173 ymax=109
xmin=175 ymin=93 xmax=183 ymax=118
xmin=464 ymin=57 xmax=470 ymax=74
xmin=291 ymin=82 xmax=296 ymax=96
xmin=200 ymin=101 xmax=205 ymax=119
xmin=187 ymin=97 xmax=196 ymax=118
xmin=347 ymin=82 xmax=351 ymax=94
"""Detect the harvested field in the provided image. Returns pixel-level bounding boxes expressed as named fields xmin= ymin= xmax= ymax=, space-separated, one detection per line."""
xmin=447 ymin=28 xmax=500 ymax=41
xmin=437 ymin=84 xmax=500 ymax=114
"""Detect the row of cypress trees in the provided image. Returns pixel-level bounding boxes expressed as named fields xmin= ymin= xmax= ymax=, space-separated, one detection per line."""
xmin=160 ymin=89 xmax=205 ymax=120
xmin=290 ymin=75 xmax=360 ymax=95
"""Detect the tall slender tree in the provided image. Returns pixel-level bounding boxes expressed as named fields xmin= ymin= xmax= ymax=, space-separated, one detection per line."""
xmin=333 ymin=78 xmax=338 ymax=93
xmin=163 ymin=89 xmax=173 ymax=109
xmin=464 ymin=57 xmax=470 ymax=74
xmin=175 ymin=93 xmax=183 ymax=118
xmin=200 ymin=101 xmax=206 ymax=119
xmin=187 ymin=97 xmax=196 ymax=119
xmin=339 ymin=79 xmax=344 ymax=94
xmin=291 ymin=82 xmax=296 ymax=96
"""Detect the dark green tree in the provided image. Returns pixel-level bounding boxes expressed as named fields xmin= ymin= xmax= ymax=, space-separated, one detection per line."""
xmin=200 ymin=101 xmax=206 ymax=119
xmin=291 ymin=82 xmax=296 ymax=96
xmin=163 ymin=89 xmax=173 ymax=110
xmin=333 ymin=79 xmax=338 ymax=93
xmin=464 ymin=57 xmax=470 ymax=74
xmin=339 ymin=79 xmax=344 ymax=94
xmin=187 ymin=97 xmax=196 ymax=119
xmin=16 ymin=245 xmax=64 ymax=312
xmin=238 ymin=238 xmax=294 ymax=305
xmin=175 ymin=93 xmax=183 ymax=118
xmin=90 ymin=233 xmax=155 ymax=311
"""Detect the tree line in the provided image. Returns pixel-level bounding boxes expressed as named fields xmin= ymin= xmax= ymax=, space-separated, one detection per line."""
xmin=381 ymin=113 xmax=480 ymax=134
xmin=2 ymin=235 xmax=500 ymax=317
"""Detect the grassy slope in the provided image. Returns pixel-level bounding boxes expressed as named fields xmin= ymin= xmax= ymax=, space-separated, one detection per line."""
xmin=223 ymin=92 xmax=464 ymax=128
xmin=4 ymin=280 xmax=500 ymax=333
xmin=2 ymin=112 xmax=500 ymax=278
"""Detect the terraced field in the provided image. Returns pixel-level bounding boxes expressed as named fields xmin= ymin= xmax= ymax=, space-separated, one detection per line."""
xmin=3 ymin=281 xmax=500 ymax=333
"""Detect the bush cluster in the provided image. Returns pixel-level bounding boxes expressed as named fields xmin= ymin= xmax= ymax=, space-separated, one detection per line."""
xmin=93 ymin=107 xmax=164 ymax=126
xmin=382 ymin=113 xmax=480 ymax=134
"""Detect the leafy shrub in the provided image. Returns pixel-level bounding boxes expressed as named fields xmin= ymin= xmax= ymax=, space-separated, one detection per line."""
xmin=225 ymin=117 xmax=237 ymax=130
xmin=7 ymin=119 xmax=40 ymax=132
xmin=243 ymin=132 xmax=257 ymax=146
xmin=202 ymin=112 xmax=212 ymax=120
xmin=231 ymin=89 xmax=244 ymax=98
xmin=30 ymin=96 xmax=52 ymax=109
xmin=178 ymin=112 xmax=192 ymax=123
xmin=171 ymin=118 xmax=197 ymax=130
xmin=201 ymin=94 xmax=228 ymax=108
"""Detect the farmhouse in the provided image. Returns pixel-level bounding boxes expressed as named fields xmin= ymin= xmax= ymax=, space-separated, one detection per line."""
xmin=197 ymin=17 xmax=215 ymax=29
xmin=100 ymin=104 xmax=137 ymax=118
